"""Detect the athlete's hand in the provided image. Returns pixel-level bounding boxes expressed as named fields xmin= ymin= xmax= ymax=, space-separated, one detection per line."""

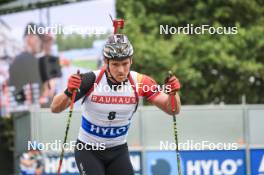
xmin=164 ymin=74 xmax=181 ymax=94
xmin=67 ymin=73 xmax=81 ymax=93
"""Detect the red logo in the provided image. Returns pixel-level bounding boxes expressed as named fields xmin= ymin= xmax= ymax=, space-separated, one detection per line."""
xmin=91 ymin=95 xmax=136 ymax=104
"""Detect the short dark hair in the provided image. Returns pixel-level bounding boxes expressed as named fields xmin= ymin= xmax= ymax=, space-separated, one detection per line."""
xmin=23 ymin=22 xmax=44 ymax=39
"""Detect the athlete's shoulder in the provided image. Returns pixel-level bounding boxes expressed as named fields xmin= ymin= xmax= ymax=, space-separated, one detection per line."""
xmin=131 ymin=71 xmax=160 ymax=99
xmin=132 ymin=71 xmax=157 ymax=85
xmin=129 ymin=71 xmax=150 ymax=81
xmin=92 ymin=69 xmax=101 ymax=76
xmin=79 ymin=71 xmax=96 ymax=91
xmin=81 ymin=71 xmax=96 ymax=82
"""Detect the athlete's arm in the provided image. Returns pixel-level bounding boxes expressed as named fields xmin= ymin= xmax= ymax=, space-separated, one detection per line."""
xmin=50 ymin=92 xmax=71 ymax=113
xmin=50 ymin=72 xmax=95 ymax=113
xmin=150 ymin=92 xmax=181 ymax=115
xmin=138 ymin=74 xmax=181 ymax=115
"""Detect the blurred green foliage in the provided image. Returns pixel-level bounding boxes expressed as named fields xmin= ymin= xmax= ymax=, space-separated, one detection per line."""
xmin=117 ymin=0 xmax=264 ymax=104
xmin=0 ymin=0 xmax=15 ymax=5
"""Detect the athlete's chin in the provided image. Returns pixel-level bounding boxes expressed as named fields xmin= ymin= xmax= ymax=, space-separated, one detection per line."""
xmin=115 ymin=76 xmax=126 ymax=82
xmin=116 ymin=78 xmax=125 ymax=82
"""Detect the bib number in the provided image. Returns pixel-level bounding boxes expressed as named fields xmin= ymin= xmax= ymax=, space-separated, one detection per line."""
xmin=108 ymin=111 xmax=116 ymax=120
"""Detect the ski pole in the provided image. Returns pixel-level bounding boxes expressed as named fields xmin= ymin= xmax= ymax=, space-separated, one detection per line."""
xmin=57 ymin=70 xmax=80 ymax=175
xmin=168 ymin=71 xmax=181 ymax=175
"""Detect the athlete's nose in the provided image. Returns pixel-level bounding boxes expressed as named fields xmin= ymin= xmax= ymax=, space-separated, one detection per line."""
xmin=117 ymin=65 xmax=124 ymax=74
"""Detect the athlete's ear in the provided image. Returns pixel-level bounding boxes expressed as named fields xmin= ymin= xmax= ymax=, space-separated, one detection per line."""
xmin=130 ymin=58 xmax=133 ymax=65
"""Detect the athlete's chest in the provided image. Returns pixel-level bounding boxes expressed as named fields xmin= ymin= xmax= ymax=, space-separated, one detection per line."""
xmin=82 ymin=75 xmax=138 ymax=120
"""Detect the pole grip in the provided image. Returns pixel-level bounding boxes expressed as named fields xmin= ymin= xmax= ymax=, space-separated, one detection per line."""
xmin=167 ymin=71 xmax=176 ymax=112
xmin=69 ymin=70 xmax=80 ymax=110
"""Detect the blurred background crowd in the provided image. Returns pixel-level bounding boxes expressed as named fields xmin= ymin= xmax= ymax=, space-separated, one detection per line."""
xmin=0 ymin=0 xmax=114 ymax=117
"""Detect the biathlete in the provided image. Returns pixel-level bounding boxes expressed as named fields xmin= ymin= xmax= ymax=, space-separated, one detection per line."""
xmin=51 ymin=33 xmax=181 ymax=175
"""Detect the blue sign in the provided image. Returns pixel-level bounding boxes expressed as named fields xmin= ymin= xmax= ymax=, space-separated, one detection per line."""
xmin=250 ymin=149 xmax=264 ymax=175
xmin=43 ymin=153 xmax=78 ymax=175
xmin=146 ymin=151 xmax=182 ymax=175
xmin=43 ymin=151 xmax=142 ymax=175
xmin=146 ymin=150 xmax=246 ymax=175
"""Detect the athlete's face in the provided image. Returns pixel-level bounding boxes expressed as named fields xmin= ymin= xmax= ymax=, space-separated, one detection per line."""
xmin=106 ymin=58 xmax=132 ymax=82
xmin=26 ymin=34 xmax=41 ymax=54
